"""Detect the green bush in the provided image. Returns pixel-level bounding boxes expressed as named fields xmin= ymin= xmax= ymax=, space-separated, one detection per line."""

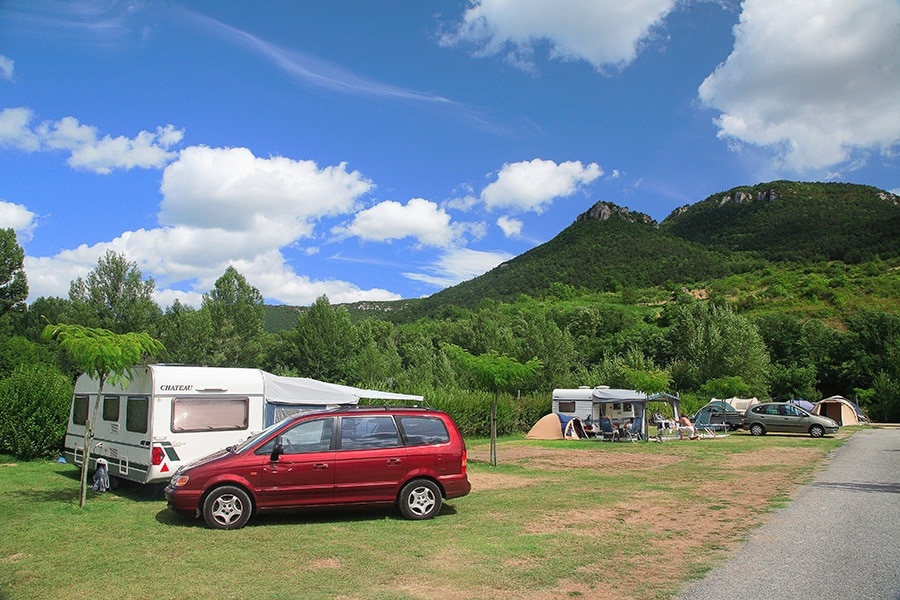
xmin=0 ymin=363 xmax=73 ymax=460
xmin=423 ymin=387 xmax=550 ymax=438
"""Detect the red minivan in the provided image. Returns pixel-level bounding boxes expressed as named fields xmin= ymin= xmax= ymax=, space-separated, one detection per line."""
xmin=165 ymin=407 xmax=470 ymax=529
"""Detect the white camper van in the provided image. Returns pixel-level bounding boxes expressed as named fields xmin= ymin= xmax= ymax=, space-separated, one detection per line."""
xmin=64 ymin=365 xmax=423 ymax=485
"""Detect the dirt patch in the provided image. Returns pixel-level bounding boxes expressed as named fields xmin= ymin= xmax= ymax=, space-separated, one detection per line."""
xmin=429 ymin=438 xmax=836 ymax=599
xmin=468 ymin=444 xmax=681 ymax=474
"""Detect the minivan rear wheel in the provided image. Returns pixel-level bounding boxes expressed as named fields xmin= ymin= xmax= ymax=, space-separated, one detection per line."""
xmin=809 ymin=424 xmax=825 ymax=438
xmin=398 ymin=479 xmax=442 ymax=520
xmin=203 ymin=485 xmax=252 ymax=530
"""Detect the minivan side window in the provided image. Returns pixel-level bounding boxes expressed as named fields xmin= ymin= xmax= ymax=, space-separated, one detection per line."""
xmin=397 ymin=415 xmax=450 ymax=446
xmin=257 ymin=417 xmax=334 ymax=455
xmin=340 ymin=416 xmax=400 ymax=449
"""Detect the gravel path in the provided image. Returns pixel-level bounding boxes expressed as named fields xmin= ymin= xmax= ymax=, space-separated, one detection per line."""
xmin=680 ymin=428 xmax=900 ymax=600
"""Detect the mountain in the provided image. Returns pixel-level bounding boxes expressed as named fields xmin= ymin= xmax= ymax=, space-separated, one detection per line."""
xmin=660 ymin=181 xmax=900 ymax=263
xmin=388 ymin=181 xmax=899 ymax=319
xmin=265 ymin=181 xmax=899 ymax=327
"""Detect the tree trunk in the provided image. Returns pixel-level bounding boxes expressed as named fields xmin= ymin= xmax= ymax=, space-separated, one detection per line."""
xmin=80 ymin=375 xmax=106 ymax=507
xmin=490 ymin=394 xmax=498 ymax=467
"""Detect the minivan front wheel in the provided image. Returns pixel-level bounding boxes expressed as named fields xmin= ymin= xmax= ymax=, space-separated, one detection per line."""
xmin=809 ymin=424 xmax=825 ymax=438
xmin=749 ymin=423 xmax=766 ymax=436
xmin=398 ymin=479 xmax=442 ymax=520
xmin=203 ymin=485 xmax=252 ymax=530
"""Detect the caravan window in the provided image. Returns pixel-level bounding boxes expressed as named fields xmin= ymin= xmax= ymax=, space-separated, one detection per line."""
xmin=557 ymin=401 xmax=576 ymax=413
xmin=72 ymin=395 xmax=88 ymax=425
xmin=171 ymin=396 xmax=249 ymax=432
xmin=102 ymin=396 xmax=120 ymax=421
xmin=126 ymin=396 xmax=149 ymax=433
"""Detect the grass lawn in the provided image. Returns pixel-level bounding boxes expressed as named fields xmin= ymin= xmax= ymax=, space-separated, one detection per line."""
xmin=0 ymin=429 xmax=851 ymax=600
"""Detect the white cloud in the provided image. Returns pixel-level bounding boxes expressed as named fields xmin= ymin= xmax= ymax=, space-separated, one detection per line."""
xmin=0 ymin=108 xmax=41 ymax=151
xmin=0 ymin=108 xmax=183 ymax=173
xmin=23 ymin=144 xmax=392 ymax=307
xmin=481 ymin=158 xmax=602 ymax=213
xmin=0 ymin=55 xmax=13 ymax=80
xmin=443 ymin=0 xmax=676 ymax=72
xmin=25 ymin=232 xmax=401 ymax=308
xmin=159 ymin=146 xmax=373 ymax=241
xmin=333 ymin=198 xmax=456 ymax=247
xmin=0 ymin=200 xmax=37 ymax=242
xmin=497 ymin=215 xmax=523 ymax=238
xmin=403 ymin=247 xmax=513 ymax=289
xmin=699 ymin=0 xmax=900 ymax=171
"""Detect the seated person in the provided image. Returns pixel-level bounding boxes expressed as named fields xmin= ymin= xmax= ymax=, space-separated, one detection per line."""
xmin=677 ymin=415 xmax=698 ymax=440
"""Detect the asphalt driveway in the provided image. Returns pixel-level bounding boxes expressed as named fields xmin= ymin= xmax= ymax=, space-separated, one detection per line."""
xmin=680 ymin=427 xmax=900 ymax=600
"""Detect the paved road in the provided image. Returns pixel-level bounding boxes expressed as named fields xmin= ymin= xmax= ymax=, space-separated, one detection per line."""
xmin=680 ymin=428 xmax=900 ymax=600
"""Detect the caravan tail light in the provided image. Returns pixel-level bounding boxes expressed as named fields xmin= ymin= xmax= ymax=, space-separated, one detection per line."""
xmin=151 ymin=445 xmax=165 ymax=466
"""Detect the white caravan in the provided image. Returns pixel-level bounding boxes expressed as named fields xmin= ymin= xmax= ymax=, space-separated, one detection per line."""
xmin=64 ymin=365 xmax=423 ymax=485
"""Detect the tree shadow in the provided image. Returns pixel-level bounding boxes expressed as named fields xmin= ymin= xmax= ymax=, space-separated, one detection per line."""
xmin=811 ymin=481 xmax=900 ymax=494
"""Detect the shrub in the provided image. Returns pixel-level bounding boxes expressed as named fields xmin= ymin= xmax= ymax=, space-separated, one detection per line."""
xmin=0 ymin=363 xmax=73 ymax=460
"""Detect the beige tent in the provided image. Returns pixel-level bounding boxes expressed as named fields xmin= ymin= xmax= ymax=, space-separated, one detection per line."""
xmin=526 ymin=413 xmax=564 ymax=440
xmin=715 ymin=397 xmax=760 ymax=412
xmin=813 ymin=396 xmax=860 ymax=426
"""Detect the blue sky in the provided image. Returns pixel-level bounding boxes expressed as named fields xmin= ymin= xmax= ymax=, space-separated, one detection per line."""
xmin=1 ymin=0 xmax=898 ymax=308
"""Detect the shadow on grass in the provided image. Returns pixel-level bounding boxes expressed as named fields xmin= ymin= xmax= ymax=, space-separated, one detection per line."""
xmin=156 ymin=502 xmax=459 ymax=529
xmin=51 ymin=466 xmax=167 ymax=502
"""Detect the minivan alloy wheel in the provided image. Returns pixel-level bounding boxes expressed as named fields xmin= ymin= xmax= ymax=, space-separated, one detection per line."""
xmin=399 ymin=479 xmax=442 ymax=520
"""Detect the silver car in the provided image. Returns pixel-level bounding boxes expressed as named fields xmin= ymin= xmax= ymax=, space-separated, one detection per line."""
xmin=743 ymin=402 xmax=839 ymax=438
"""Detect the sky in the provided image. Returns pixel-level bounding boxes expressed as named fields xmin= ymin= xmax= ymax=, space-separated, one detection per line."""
xmin=1 ymin=0 xmax=898 ymax=309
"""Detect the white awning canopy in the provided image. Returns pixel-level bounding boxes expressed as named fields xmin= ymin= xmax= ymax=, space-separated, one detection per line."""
xmin=262 ymin=372 xmax=423 ymax=405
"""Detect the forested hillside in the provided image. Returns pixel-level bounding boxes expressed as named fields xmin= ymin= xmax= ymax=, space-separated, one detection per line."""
xmin=661 ymin=181 xmax=899 ymax=263
xmin=1 ymin=181 xmax=899 ymax=462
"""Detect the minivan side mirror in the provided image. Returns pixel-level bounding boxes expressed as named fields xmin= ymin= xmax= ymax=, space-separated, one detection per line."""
xmin=270 ymin=442 xmax=284 ymax=461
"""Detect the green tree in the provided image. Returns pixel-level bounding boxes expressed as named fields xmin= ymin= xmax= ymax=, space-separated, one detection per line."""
xmin=67 ymin=250 xmax=161 ymax=334
xmin=158 ymin=299 xmax=215 ymax=365
xmin=272 ymin=296 xmax=355 ymax=381
xmin=665 ymin=302 xmax=770 ymax=396
xmin=202 ymin=266 xmax=265 ymax=367
xmin=0 ymin=228 xmax=28 ymax=329
xmin=42 ymin=323 xmax=164 ymax=507
xmin=443 ymin=344 xmax=542 ymax=466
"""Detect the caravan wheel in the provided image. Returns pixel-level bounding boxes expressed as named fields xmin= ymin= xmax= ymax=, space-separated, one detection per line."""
xmin=203 ymin=486 xmax=252 ymax=530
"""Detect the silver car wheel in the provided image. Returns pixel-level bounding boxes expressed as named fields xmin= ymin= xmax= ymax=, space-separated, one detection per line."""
xmin=398 ymin=479 xmax=442 ymax=520
xmin=203 ymin=485 xmax=252 ymax=530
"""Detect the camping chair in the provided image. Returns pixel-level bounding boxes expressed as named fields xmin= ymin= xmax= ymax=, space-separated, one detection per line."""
xmin=691 ymin=410 xmax=728 ymax=438
xmin=598 ymin=417 xmax=618 ymax=441
xmin=623 ymin=417 xmax=643 ymax=442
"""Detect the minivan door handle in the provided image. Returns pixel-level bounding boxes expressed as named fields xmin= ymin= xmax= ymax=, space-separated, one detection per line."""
xmin=313 ymin=463 xmax=329 ymax=470
xmin=386 ymin=458 xmax=402 ymax=466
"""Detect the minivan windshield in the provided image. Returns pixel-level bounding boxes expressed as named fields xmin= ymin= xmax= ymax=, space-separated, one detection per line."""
xmin=230 ymin=418 xmax=290 ymax=454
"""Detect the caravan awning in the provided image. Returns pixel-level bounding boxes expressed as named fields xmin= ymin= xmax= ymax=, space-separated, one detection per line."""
xmin=591 ymin=388 xmax=648 ymax=402
xmin=262 ymin=372 xmax=423 ymax=405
